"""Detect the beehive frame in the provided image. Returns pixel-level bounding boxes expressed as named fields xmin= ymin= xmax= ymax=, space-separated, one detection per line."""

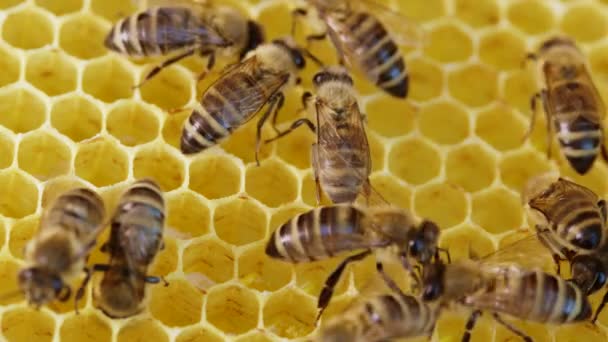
xmin=1 ymin=0 xmax=608 ymax=341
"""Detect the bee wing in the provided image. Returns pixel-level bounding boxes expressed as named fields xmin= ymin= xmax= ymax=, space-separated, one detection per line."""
xmin=315 ymin=99 xmax=389 ymax=207
xmin=476 ymin=231 xmax=555 ymax=273
xmin=530 ymin=177 xmax=599 ymax=213
xmin=133 ymin=0 xmax=212 ymax=10
xmin=350 ymin=0 xmax=425 ymax=48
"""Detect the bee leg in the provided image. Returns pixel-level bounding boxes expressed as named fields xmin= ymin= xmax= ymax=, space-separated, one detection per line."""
xmin=74 ymin=267 xmax=94 ymax=314
xmin=436 ymin=247 xmax=452 ymax=264
xmin=536 ymin=227 xmax=565 ymax=275
xmin=376 ymin=262 xmax=409 ymax=298
xmin=492 ymin=313 xmax=533 ymax=342
xmin=269 ymin=93 xmax=285 ymax=135
xmin=291 ymin=8 xmax=307 ymax=36
xmin=461 ymin=310 xmax=482 ymax=342
xmin=523 ymin=93 xmax=541 ymax=143
xmin=58 ymin=285 xmax=72 ymax=302
xmin=398 ymin=252 xmax=420 ymax=288
xmin=132 ymin=48 xmax=196 ymax=89
xmin=316 ymin=250 xmax=372 ymax=323
xmin=255 ymin=93 xmax=283 ymax=166
xmin=592 ymin=291 xmax=608 ymax=323
xmin=539 ymin=89 xmax=553 ymax=159
xmin=312 ymin=143 xmax=322 ymax=206
xmin=264 ymin=118 xmax=316 ymax=143
xmin=196 ymin=50 xmax=216 ymax=83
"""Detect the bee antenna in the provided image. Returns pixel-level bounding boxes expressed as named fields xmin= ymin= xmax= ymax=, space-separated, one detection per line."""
xmin=301 ymin=48 xmax=324 ymax=67
xmin=0 ymin=289 xmax=23 ymax=302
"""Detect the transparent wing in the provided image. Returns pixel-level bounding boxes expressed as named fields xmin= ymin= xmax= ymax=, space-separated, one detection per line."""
xmin=315 ymin=99 xmax=388 ymax=207
xmin=134 ymin=0 xmax=212 ymax=10
xmin=477 ymin=230 xmax=556 ymax=273
xmin=351 ymin=0 xmax=425 ymax=48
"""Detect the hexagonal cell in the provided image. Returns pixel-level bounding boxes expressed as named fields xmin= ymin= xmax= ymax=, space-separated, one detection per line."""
xmin=133 ymin=144 xmax=185 ymax=191
xmin=9 ymin=216 xmax=38 ymax=259
xmin=554 ymin=324 xmax=606 ymax=342
xmin=396 ymin=0 xmax=445 ymax=22
xmin=507 ymin=0 xmax=555 ymax=35
xmin=0 ymin=169 xmax=39 ymax=218
xmin=189 ymin=155 xmax=242 ymax=200
xmin=206 ymin=285 xmax=259 ymax=335
xmin=435 ymin=312 xmax=494 ymax=342
xmin=82 ymin=56 xmax=134 ymax=102
xmin=0 ymin=45 xmax=20 ymax=87
xmin=221 ymin=118 xmax=275 ymax=165
xmin=368 ymin=133 xmax=385 ymax=173
xmin=25 ymin=50 xmax=77 ymax=96
xmin=366 ymin=96 xmax=416 ymax=138
xmin=2 ymin=308 xmax=54 ymax=342
xmin=238 ymin=242 xmax=293 ymax=292
xmin=446 ymin=144 xmax=496 ymax=193
xmin=50 ymin=95 xmax=102 ymax=142
xmin=472 ymin=188 xmax=523 ymax=235
xmin=479 ymin=29 xmax=526 ymax=70
xmin=561 ymin=4 xmax=608 ymax=43
xmin=418 ymin=100 xmax=469 ymax=145
xmin=263 ymin=288 xmax=316 ymax=338
xmin=117 ymin=319 xmax=169 ymax=342
xmin=407 ymin=57 xmax=443 ymax=102
xmin=161 ymin=109 xmax=188 ymax=149
xmin=274 ymin=121 xmax=315 ymax=169
xmin=149 ymin=278 xmax=202 ymax=327
xmin=106 ymin=101 xmax=160 ymax=146
xmin=295 ymin=258 xmax=349 ymax=298
xmin=0 ymin=132 xmax=15 ymax=168
xmin=499 ymin=150 xmax=552 ymax=192
xmin=59 ymin=313 xmax=112 ymax=342
xmin=176 ymin=326 xmax=224 ymax=342
xmin=149 ymin=236 xmax=178 ymax=276
xmin=413 ymin=182 xmax=468 ymax=229
xmin=476 ymin=103 xmax=527 ymax=151
xmin=0 ymin=0 xmax=23 ymax=9
xmin=454 ymin=0 xmax=500 ymax=28
xmin=166 ymin=190 xmax=210 ymax=239
xmin=0 ymin=259 xmax=22 ymax=305
xmin=74 ymin=137 xmax=129 ymax=187
xmin=448 ymin=64 xmax=498 ymax=108
xmin=369 ymin=173 xmax=412 ymax=210
xmin=214 ymin=197 xmax=267 ymax=246
xmin=502 ymin=69 xmax=537 ymax=115
xmin=233 ymin=331 xmax=274 ymax=342
xmin=17 ymin=131 xmax=71 ymax=181
xmin=245 ymin=159 xmax=298 ymax=208
xmin=388 ymin=138 xmax=441 ymax=185
xmin=2 ymin=8 xmax=54 ymax=49
xmin=424 ymin=22 xmax=473 ymax=63
xmin=183 ymin=238 xmax=234 ymax=288
xmin=59 ymin=14 xmax=107 ymax=59
xmin=0 ymin=88 xmax=46 ymax=133
xmin=439 ymin=225 xmax=495 ymax=262
xmin=41 ymin=176 xmax=87 ymax=208
xmin=35 ymin=0 xmax=82 ymax=15
xmin=139 ymin=65 xmax=191 ymax=110
xmin=91 ymin=0 xmax=138 ymax=22
xmin=257 ymin=2 xmax=291 ymax=40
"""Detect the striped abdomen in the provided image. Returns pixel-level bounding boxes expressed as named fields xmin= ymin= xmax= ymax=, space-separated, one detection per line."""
xmin=318 ymin=125 xmax=371 ymax=204
xmin=476 ymin=269 xmax=591 ymax=324
xmin=530 ymin=188 xmax=604 ymax=251
xmin=550 ymin=82 xmax=603 ymax=174
xmin=44 ymin=188 xmax=105 ymax=241
xmin=105 ymin=7 xmax=226 ymax=57
xmin=328 ymin=12 xmax=407 ymax=98
xmin=181 ymin=71 xmax=272 ymax=154
xmin=320 ymin=294 xmax=436 ymax=342
xmin=265 ymin=205 xmax=372 ymax=262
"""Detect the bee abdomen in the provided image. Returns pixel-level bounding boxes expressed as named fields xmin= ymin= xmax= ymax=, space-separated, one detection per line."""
xmin=555 ymin=115 xmax=601 ymax=174
xmin=118 ymin=180 xmax=165 ymax=215
xmin=180 ymin=72 xmax=261 ymax=154
xmin=265 ymin=206 xmax=365 ymax=262
xmin=363 ymin=294 xmax=435 ymax=338
xmin=48 ymin=188 xmax=105 ymax=233
xmin=345 ymin=12 xmax=407 ymax=98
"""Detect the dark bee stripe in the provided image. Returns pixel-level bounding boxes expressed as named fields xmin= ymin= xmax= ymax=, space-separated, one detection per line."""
xmin=136 ymin=11 xmax=152 ymax=56
xmin=297 ymin=211 xmax=317 ymax=260
xmin=538 ymin=273 xmax=558 ymax=321
xmin=278 ymin=214 xmax=306 ymax=261
xmin=319 ymin=207 xmax=335 ymax=255
xmin=122 ymin=183 xmax=164 ymax=207
xmin=119 ymin=19 xmax=138 ymax=55
xmin=381 ymin=295 xmax=404 ymax=322
xmin=204 ymin=72 xmax=260 ymax=130
xmin=345 ymin=12 xmax=368 ymax=34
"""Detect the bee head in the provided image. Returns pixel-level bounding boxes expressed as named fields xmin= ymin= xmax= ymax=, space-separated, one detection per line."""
xmin=571 ymin=254 xmax=606 ymax=295
xmin=421 ymin=261 xmax=445 ymax=301
xmin=312 ymin=66 xmax=353 ymax=87
xmin=18 ymin=267 xmax=67 ymax=307
xmin=539 ymin=36 xmax=576 ymax=54
xmin=408 ymin=220 xmax=440 ymax=264
xmin=272 ymin=38 xmax=306 ymax=69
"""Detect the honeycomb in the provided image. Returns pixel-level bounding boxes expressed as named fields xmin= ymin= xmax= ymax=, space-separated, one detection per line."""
xmin=2 ymin=0 xmax=608 ymax=341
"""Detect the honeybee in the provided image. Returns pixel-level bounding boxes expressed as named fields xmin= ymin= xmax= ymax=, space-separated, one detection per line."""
xmin=523 ymin=172 xmax=608 ymax=322
xmin=106 ymin=0 xmax=264 ymax=87
xmin=525 ymin=36 xmax=608 ymax=174
xmin=318 ymin=263 xmax=438 ymax=342
xmin=421 ymin=257 xmax=592 ymax=342
xmin=295 ymin=0 xmax=423 ymax=98
xmin=19 ymin=188 xmax=105 ymax=309
xmin=266 ymin=203 xmax=447 ymax=321
xmin=266 ymin=66 xmax=371 ymax=204
xmin=92 ymin=179 xmax=166 ymax=318
xmin=181 ymin=37 xmax=313 ymax=164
